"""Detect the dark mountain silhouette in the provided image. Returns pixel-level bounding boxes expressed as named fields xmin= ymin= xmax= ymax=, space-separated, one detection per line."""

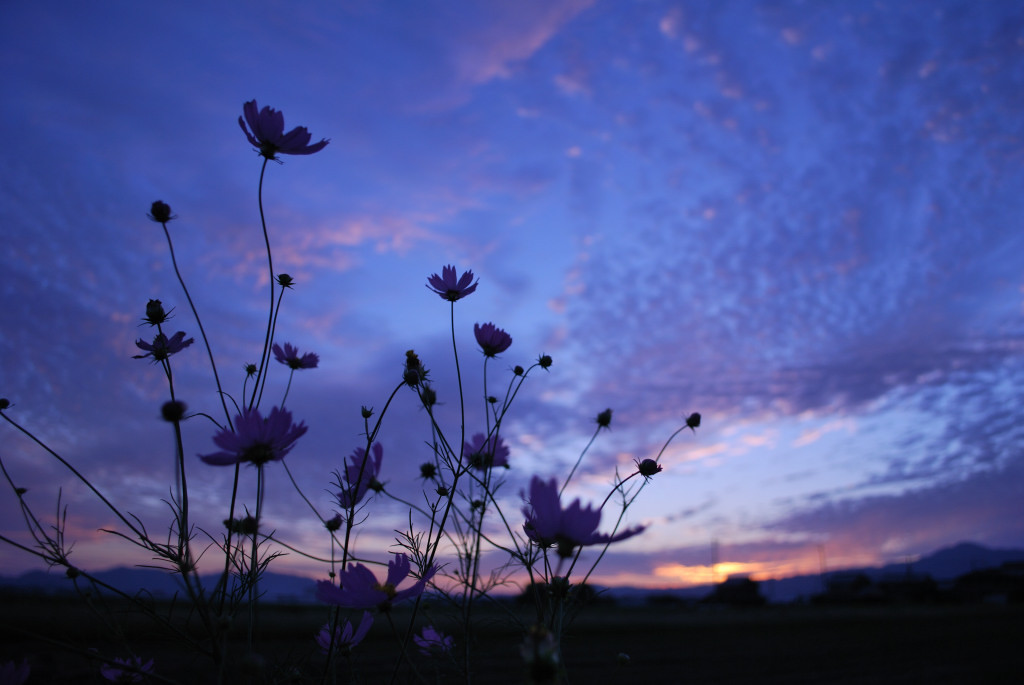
xmin=0 ymin=567 xmax=319 ymax=604
xmin=3 ymin=540 xmax=1022 ymax=604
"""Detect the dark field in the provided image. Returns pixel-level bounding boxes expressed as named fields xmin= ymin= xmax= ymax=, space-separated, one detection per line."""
xmin=2 ymin=594 xmax=1022 ymax=683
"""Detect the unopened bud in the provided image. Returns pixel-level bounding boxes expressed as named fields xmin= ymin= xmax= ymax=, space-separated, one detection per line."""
xmin=148 ymin=200 xmax=174 ymax=223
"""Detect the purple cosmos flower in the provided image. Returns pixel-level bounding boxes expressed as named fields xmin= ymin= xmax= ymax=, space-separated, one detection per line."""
xmin=315 ymin=553 xmax=436 ymax=611
xmin=133 ymin=331 xmax=194 ymax=362
xmin=522 ymin=476 xmax=644 ymax=558
xmin=0 ymin=660 xmax=29 ymax=685
xmin=239 ymin=99 xmax=329 ymax=159
xmin=100 ymin=656 xmax=154 ymax=683
xmin=474 ymin=322 xmax=512 ymax=357
xmin=464 ymin=433 xmax=510 ymax=471
xmin=336 ymin=442 xmax=384 ymax=507
xmin=426 ymin=265 xmax=478 ymax=301
xmin=414 ymin=626 xmax=454 ymax=657
xmin=199 ymin=406 xmax=307 ymax=466
xmin=315 ymin=611 xmax=373 ymax=655
xmin=272 ymin=342 xmax=319 ymax=370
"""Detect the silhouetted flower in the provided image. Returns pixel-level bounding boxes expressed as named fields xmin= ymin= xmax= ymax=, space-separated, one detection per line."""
xmin=100 ymin=655 xmax=154 ymax=683
xmin=474 ymin=322 xmax=512 ymax=357
xmin=199 ymin=407 xmax=307 ymax=466
xmin=224 ymin=515 xmax=259 ymax=535
xmin=595 ymin=409 xmax=613 ymax=428
xmin=272 ymin=342 xmax=319 ymax=370
xmin=324 ymin=514 xmax=342 ymax=532
xmin=538 ymin=354 xmax=553 ymax=369
xmin=522 ymin=476 xmax=644 ymax=558
xmin=635 ymin=458 xmax=662 ymax=479
xmin=686 ymin=412 xmax=701 ymax=431
xmin=426 ymin=265 xmax=478 ymax=301
xmin=513 ymin=365 xmax=524 ymax=376
xmin=142 ymin=299 xmax=170 ymax=326
xmin=414 ymin=626 xmax=454 ymax=657
xmin=133 ymin=331 xmax=194 ymax=362
xmin=316 ymin=612 xmax=373 ymax=655
xmin=276 ymin=273 xmax=294 ymax=288
xmin=0 ymin=398 xmax=10 ymax=411
xmin=161 ymin=400 xmax=187 ymax=422
xmin=0 ymin=659 xmax=29 ymax=685
xmin=465 ymin=433 xmax=510 ymax=471
xmin=315 ymin=553 xmax=436 ymax=611
xmin=419 ymin=462 xmax=437 ymax=480
xmin=404 ymin=350 xmax=427 ymax=386
xmin=239 ymin=99 xmax=328 ymax=159
xmin=244 ymin=363 xmax=258 ymax=377
xmin=147 ymin=200 xmax=174 ymax=223
xmin=337 ymin=443 xmax=384 ymax=508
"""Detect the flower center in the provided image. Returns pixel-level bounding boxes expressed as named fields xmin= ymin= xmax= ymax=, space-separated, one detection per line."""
xmin=244 ymin=441 xmax=276 ymax=465
xmin=373 ymin=582 xmax=397 ymax=599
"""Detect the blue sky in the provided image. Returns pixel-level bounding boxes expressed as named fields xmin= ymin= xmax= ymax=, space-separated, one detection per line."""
xmin=2 ymin=0 xmax=1023 ymax=588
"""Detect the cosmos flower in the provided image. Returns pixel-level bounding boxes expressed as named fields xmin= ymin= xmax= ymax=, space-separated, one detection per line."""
xmin=315 ymin=612 xmax=373 ymax=655
xmin=413 ymin=626 xmax=454 ymax=657
xmin=464 ymin=433 xmax=510 ymax=471
xmin=133 ymin=331 xmax=194 ymax=362
xmin=100 ymin=656 xmax=154 ymax=683
xmin=474 ymin=322 xmax=512 ymax=357
xmin=315 ymin=553 xmax=436 ymax=611
xmin=522 ymin=476 xmax=644 ymax=558
xmin=336 ymin=442 xmax=384 ymax=507
xmin=199 ymin=406 xmax=307 ymax=466
xmin=426 ymin=265 xmax=478 ymax=301
xmin=272 ymin=342 xmax=319 ymax=370
xmin=238 ymin=99 xmax=329 ymax=159
xmin=0 ymin=660 xmax=29 ymax=685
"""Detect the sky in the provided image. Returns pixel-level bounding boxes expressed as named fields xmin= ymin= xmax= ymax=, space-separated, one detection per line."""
xmin=2 ymin=0 xmax=1023 ymax=591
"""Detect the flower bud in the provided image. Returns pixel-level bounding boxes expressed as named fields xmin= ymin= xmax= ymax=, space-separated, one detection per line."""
xmin=420 ymin=386 xmax=437 ymax=408
xmin=148 ymin=200 xmax=174 ymax=223
xmin=143 ymin=299 xmax=169 ymax=326
xmin=596 ymin=408 xmax=613 ymax=428
xmin=276 ymin=273 xmax=294 ymax=288
xmin=66 ymin=566 xmax=80 ymax=579
xmin=404 ymin=350 xmax=425 ymax=386
xmin=244 ymin=363 xmax=259 ymax=377
xmin=361 ymin=406 xmax=374 ymax=419
xmin=324 ymin=514 xmax=342 ymax=532
xmin=161 ymin=400 xmax=187 ymax=422
xmin=419 ymin=463 xmax=437 ymax=480
xmin=436 ymin=485 xmax=449 ymax=496
xmin=686 ymin=412 xmax=701 ymax=431
xmin=636 ymin=458 xmax=662 ymax=478
xmin=513 ymin=365 xmax=524 ymax=376
xmin=0 ymin=398 xmax=9 ymax=410
xmin=538 ymin=354 xmax=553 ymax=369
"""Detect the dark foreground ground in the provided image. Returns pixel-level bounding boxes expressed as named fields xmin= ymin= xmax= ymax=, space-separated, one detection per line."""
xmin=1 ymin=593 xmax=1022 ymax=683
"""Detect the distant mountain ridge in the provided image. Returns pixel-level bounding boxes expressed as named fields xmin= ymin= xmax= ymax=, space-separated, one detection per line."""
xmin=610 ymin=540 xmax=1024 ymax=604
xmin=0 ymin=567 xmax=319 ymax=604
xmin=2 ymin=541 xmax=1022 ymax=604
